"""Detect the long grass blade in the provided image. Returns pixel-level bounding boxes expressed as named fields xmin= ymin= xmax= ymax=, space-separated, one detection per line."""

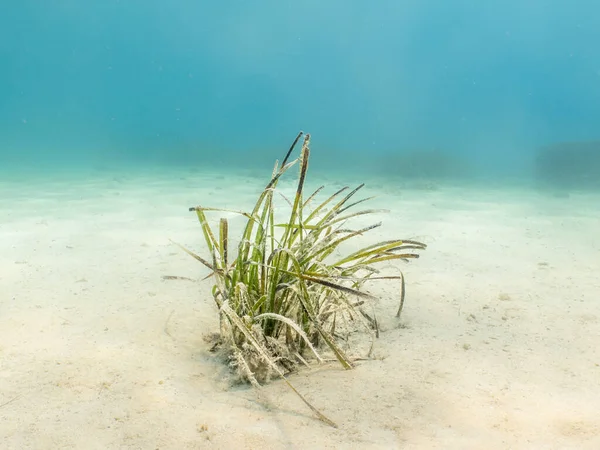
xmin=396 ymin=271 xmax=406 ymax=318
xmin=169 ymin=239 xmax=215 ymax=271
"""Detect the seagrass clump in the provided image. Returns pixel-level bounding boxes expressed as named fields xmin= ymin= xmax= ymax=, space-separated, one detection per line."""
xmin=174 ymin=132 xmax=426 ymax=427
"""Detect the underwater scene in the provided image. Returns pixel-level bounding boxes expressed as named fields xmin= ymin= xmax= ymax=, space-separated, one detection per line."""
xmin=1 ymin=1 xmax=599 ymax=449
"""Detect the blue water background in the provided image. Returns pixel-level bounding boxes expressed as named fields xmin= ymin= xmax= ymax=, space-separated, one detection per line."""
xmin=1 ymin=1 xmax=599 ymax=181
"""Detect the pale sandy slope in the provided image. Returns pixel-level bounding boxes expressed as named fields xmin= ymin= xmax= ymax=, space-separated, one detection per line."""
xmin=0 ymin=169 xmax=599 ymax=449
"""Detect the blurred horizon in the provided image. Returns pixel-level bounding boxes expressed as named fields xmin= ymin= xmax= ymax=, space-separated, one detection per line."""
xmin=1 ymin=0 xmax=599 ymax=180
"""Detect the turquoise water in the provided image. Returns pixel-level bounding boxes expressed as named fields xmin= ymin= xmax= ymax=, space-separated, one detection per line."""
xmin=1 ymin=1 xmax=599 ymax=185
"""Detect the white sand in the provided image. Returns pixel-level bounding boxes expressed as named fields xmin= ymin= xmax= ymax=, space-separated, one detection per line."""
xmin=1 ymin=168 xmax=599 ymax=449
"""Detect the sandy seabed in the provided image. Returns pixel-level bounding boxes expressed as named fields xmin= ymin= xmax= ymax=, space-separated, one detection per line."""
xmin=1 ymin=167 xmax=599 ymax=450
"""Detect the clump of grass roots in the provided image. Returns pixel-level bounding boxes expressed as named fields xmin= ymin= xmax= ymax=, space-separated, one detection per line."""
xmin=173 ymin=132 xmax=427 ymax=427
